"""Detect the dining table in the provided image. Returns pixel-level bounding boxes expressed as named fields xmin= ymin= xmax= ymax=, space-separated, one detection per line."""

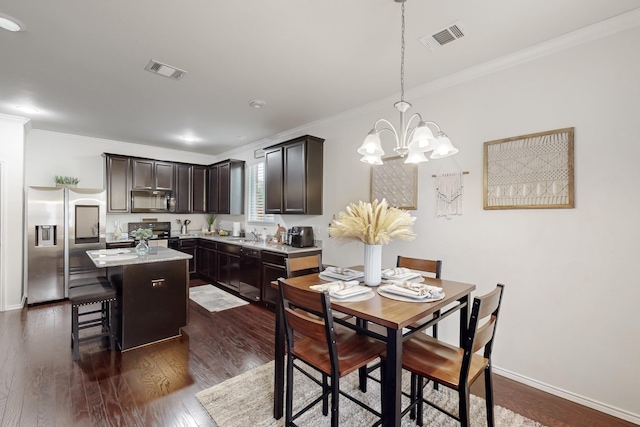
xmin=272 ymin=267 xmax=476 ymax=427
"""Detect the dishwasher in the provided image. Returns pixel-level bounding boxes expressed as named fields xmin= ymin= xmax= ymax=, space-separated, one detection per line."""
xmin=239 ymin=247 xmax=262 ymax=302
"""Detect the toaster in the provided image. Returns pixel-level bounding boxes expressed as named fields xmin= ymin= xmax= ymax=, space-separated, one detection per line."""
xmin=289 ymin=226 xmax=314 ymax=248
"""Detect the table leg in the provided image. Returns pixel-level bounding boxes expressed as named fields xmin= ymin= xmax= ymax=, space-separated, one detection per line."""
xmin=382 ymin=327 xmax=402 ymax=427
xmin=273 ymin=295 xmax=285 ymax=419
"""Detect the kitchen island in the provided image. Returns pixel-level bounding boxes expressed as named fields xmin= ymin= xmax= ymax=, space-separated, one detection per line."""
xmin=87 ymin=247 xmax=192 ymax=350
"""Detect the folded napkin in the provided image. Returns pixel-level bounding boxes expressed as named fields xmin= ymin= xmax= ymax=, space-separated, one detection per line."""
xmin=381 ymin=267 xmax=420 ymax=280
xmin=310 ymin=280 xmax=360 ymax=295
xmin=323 ymin=267 xmax=364 ymax=278
xmin=385 ymin=281 xmax=444 ymax=298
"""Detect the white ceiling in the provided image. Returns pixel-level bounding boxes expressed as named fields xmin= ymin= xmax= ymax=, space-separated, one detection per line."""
xmin=2 ymin=0 xmax=640 ymax=155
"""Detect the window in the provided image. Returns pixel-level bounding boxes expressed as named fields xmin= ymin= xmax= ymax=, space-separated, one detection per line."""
xmin=247 ymin=162 xmax=274 ymax=223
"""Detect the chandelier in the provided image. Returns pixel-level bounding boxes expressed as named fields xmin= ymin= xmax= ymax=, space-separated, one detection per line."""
xmin=358 ymin=0 xmax=459 ymax=165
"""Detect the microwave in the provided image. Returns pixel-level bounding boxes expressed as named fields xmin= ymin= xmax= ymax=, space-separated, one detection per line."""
xmin=131 ymin=190 xmax=173 ymax=213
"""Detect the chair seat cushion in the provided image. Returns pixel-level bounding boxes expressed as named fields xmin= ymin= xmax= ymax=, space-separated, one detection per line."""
xmin=385 ymin=333 xmax=488 ymax=390
xmin=69 ymin=282 xmax=116 ymax=305
xmin=292 ymin=325 xmax=386 ymax=377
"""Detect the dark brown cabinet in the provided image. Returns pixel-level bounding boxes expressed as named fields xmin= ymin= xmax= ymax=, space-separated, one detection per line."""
xmin=105 ymin=154 xmax=131 ymax=213
xmin=174 ymin=163 xmax=193 ymax=213
xmin=192 ymin=165 xmax=207 ymax=213
xmin=197 ymin=240 xmax=217 ymax=282
xmin=264 ymin=135 xmax=324 ymax=214
xmin=132 ymin=158 xmax=174 ymax=191
xmin=207 ymin=160 xmax=245 ymax=214
xmin=179 ymin=238 xmax=198 ymax=279
xmin=216 ymin=243 xmax=241 ymax=291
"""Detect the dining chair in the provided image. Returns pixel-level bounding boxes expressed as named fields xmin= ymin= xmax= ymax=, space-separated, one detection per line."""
xmin=382 ymin=283 xmax=505 ymax=427
xmin=278 ymin=279 xmax=386 ymax=427
xmin=285 ymin=254 xmax=323 ymax=278
xmin=396 ymin=256 xmax=442 ymax=337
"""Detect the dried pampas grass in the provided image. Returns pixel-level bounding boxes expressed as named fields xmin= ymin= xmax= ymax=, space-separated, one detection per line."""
xmin=330 ymin=199 xmax=416 ymax=245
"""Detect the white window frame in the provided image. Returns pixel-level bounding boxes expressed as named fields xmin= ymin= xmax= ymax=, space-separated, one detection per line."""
xmin=247 ymin=161 xmax=275 ymax=223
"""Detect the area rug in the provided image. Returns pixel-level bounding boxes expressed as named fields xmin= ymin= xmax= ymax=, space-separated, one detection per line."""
xmin=196 ymin=360 xmax=545 ymax=427
xmin=189 ymin=284 xmax=249 ymax=312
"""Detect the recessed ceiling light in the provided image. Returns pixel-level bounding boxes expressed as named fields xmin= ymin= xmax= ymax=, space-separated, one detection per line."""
xmin=0 ymin=13 xmax=25 ymax=32
xmin=15 ymin=105 xmax=39 ymax=114
xmin=249 ymin=99 xmax=266 ymax=109
xmin=180 ymin=135 xmax=197 ymax=143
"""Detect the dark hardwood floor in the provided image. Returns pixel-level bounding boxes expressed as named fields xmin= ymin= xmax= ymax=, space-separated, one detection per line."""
xmin=0 ymin=278 xmax=633 ymax=426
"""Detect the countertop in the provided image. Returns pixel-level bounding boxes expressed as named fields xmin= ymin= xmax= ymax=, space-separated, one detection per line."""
xmin=185 ymin=234 xmax=322 ymax=254
xmin=106 ymin=233 xmax=322 ymax=255
xmin=87 ymin=247 xmax=192 ymax=267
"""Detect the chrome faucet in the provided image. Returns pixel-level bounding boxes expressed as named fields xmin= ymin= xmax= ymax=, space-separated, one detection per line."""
xmin=250 ymin=228 xmax=259 ymax=242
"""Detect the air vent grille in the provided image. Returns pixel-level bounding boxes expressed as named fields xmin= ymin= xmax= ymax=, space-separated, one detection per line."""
xmin=419 ymin=20 xmax=466 ymax=52
xmin=144 ymin=59 xmax=187 ymax=80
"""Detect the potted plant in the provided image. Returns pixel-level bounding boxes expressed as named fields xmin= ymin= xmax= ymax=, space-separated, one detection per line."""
xmin=131 ymin=227 xmax=153 ymax=255
xmin=54 ymin=176 xmax=80 ymax=188
xmin=205 ymin=213 xmax=217 ymax=232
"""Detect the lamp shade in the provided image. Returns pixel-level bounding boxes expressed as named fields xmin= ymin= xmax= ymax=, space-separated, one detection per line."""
xmin=404 ymin=150 xmax=429 ymax=164
xmin=357 ymin=129 xmax=385 ymax=157
xmin=407 ymin=121 xmax=438 ymax=152
xmin=430 ymin=132 xmax=459 ymax=159
xmin=360 ymin=155 xmax=383 ymax=165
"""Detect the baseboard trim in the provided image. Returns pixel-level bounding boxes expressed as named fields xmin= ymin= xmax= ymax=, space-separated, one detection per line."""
xmin=2 ymin=294 xmax=26 ymax=311
xmin=493 ymin=366 xmax=640 ymax=425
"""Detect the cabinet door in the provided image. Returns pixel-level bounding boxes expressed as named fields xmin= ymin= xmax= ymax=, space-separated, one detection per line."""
xmin=218 ymin=163 xmax=230 ymax=214
xmin=207 ymin=165 xmax=219 ymax=213
xmin=155 ymin=161 xmax=174 ymax=191
xmin=283 ymin=141 xmax=306 ymax=214
xmin=265 ymin=147 xmax=283 ymax=214
xmin=192 ymin=165 xmax=207 ymax=213
xmin=175 ymin=164 xmax=192 ymax=213
xmin=132 ymin=159 xmax=154 ymax=189
xmin=106 ymin=155 xmax=130 ymax=213
xmin=262 ymin=262 xmax=285 ymax=305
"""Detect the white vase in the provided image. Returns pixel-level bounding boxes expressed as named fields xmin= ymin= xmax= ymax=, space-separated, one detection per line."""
xmin=363 ymin=244 xmax=382 ymax=287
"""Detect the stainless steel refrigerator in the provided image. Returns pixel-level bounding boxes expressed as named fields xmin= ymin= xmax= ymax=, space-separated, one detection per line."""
xmin=26 ymin=186 xmax=106 ymax=304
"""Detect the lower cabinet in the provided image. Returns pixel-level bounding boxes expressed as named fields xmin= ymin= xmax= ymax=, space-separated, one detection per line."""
xmin=179 ymin=239 xmax=198 ymax=279
xmin=197 ymin=240 xmax=217 ymax=282
xmin=216 ymin=243 xmax=241 ymax=291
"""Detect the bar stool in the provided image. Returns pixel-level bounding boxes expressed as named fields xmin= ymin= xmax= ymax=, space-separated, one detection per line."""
xmin=69 ymin=277 xmax=117 ymax=361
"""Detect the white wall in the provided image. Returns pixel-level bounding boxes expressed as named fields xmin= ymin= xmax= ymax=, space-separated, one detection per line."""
xmin=0 ymin=114 xmax=29 ymax=310
xmin=20 ymin=26 xmax=640 ymax=423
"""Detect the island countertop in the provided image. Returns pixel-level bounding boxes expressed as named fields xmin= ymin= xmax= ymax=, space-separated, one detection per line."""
xmin=87 ymin=246 xmax=192 ymax=267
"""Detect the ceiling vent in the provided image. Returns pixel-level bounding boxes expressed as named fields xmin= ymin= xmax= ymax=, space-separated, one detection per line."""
xmin=419 ymin=20 xmax=466 ymax=52
xmin=144 ymin=59 xmax=187 ymax=80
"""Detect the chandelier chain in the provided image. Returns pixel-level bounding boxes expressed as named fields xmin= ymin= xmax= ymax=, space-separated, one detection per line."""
xmin=400 ymin=0 xmax=405 ymax=102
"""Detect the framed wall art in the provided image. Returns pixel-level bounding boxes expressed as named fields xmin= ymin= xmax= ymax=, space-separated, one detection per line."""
xmin=371 ymin=156 xmax=417 ymax=210
xmin=483 ymin=127 xmax=574 ymax=209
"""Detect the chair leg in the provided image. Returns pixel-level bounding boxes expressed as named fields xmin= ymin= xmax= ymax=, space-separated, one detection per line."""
xmin=358 ymin=365 xmax=367 ymax=392
xmin=285 ymin=355 xmax=294 ymax=426
xmin=459 ymin=384 xmax=470 ymax=427
xmin=417 ymin=375 xmax=424 ymax=426
xmin=432 ymin=312 xmax=439 ymax=391
xmin=485 ymin=364 xmax=495 ymax=427
xmin=410 ymin=373 xmax=417 ymax=420
xmin=72 ymin=305 xmax=80 ymax=361
xmin=322 ymin=373 xmax=329 ymax=416
xmin=330 ymin=373 xmax=339 ymax=427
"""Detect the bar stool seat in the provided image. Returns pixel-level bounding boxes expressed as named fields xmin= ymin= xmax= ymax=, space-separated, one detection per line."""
xmin=69 ymin=277 xmax=117 ymax=361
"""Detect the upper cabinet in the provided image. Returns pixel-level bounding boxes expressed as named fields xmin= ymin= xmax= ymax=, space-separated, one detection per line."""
xmin=174 ymin=163 xmax=193 ymax=213
xmin=105 ymin=154 xmax=131 ymax=213
xmin=192 ymin=165 xmax=207 ymax=213
xmin=264 ymin=135 xmax=324 ymax=215
xmin=207 ymin=160 xmax=245 ymax=214
xmin=132 ymin=158 xmax=174 ymax=191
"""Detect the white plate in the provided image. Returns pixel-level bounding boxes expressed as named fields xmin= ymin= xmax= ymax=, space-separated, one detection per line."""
xmin=377 ymin=286 xmax=445 ymax=303
xmin=382 ymin=272 xmax=422 ymax=281
xmin=319 ymin=271 xmax=364 ymax=282
xmin=330 ymin=288 xmax=375 ymax=302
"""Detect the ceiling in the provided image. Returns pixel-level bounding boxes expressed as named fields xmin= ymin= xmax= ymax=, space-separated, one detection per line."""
xmin=2 ymin=1 xmax=640 ymax=155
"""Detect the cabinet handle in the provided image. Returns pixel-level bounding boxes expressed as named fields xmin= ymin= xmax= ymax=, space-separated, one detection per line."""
xmin=151 ymin=278 xmax=166 ymax=287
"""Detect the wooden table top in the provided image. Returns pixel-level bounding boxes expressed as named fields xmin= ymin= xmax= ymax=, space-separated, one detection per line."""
xmin=279 ymin=270 xmax=476 ymax=330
